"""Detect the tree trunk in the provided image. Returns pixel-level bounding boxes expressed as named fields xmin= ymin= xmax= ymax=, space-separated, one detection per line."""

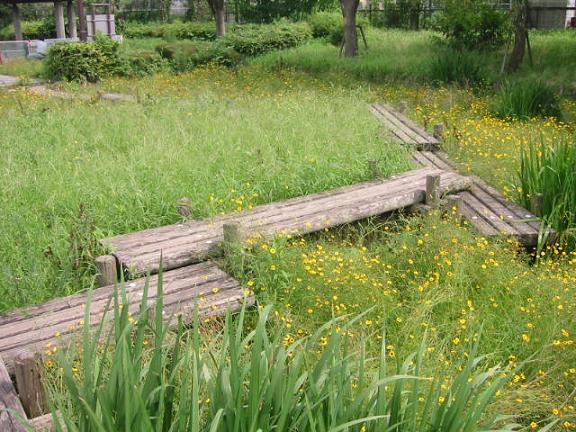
xmin=208 ymin=0 xmax=226 ymax=38
xmin=341 ymin=0 xmax=360 ymax=58
xmin=507 ymin=0 xmax=528 ymax=73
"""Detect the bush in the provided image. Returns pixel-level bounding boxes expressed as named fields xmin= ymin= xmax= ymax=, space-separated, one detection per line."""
xmin=308 ymin=11 xmax=368 ymax=46
xmin=375 ymin=0 xmax=424 ymax=29
xmin=156 ymin=40 xmax=241 ymax=71
xmin=128 ymin=50 xmax=170 ymax=76
xmin=44 ymin=36 xmax=128 ymax=82
xmin=47 ymin=277 xmax=519 ymax=431
xmin=0 ymin=18 xmax=56 ymax=40
xmin=429 ymin=49 xmax=488 ymax=86
xmin=225 ymin=21 xmax=311 ymax=56
xmin=433 ymin=0 xmax=509 ymax=50
xmin=492 ymin=79 xmax=562 ymax=120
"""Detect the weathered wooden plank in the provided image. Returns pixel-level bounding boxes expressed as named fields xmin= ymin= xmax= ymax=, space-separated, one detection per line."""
xmin=105 ymin=170 xmax=471 ymax=274
xmin=0 ymin=356 xmax=27 ymax=432
xmin=372 ymin=103 xmax=439 ymax=145
xmin=0 ymin=263 xmax=251 ymax=373
xmin=112 ymin=168 xmax=446 ymax=257
xmin=458 ymin=191 xmax=516 ymax=236
xmin=103 ymin=168 xmax=438 ymax=251
xmin=419 ymin=151 xmax=455 ymax=172
xmin=372 ymin=103 xmax=432 ymax=146
xmin=370 ymin=105 xmax=423 ymax=145
xmin=457 ymin=199 xmax=500 ymax=236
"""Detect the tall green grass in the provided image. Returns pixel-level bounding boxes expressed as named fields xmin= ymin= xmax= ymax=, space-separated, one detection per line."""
xmin=492 ymin=79 xmax=562 ymax=120
xmin=44 ymin=274 xmax=530 ymax=432
xmin=519 ymin=139 xmax=576 ymax=242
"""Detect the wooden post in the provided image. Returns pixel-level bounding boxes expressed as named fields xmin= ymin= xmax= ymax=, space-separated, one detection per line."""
xmin=77 ymin=0 xmax=88 ymax=41
xmin=0 ymin=356 xmax=27 ymax=432
xmin=433 ymin=123 xmax=445 ymax=140
xmin=54 ymin=2 xmax=66 ymax=39
xmin=223 ymin=222 xmax=243 ymax=249
xmin=67 ymin=0 xmax=77 ymax=38
xmin=95 ymin=255 xmax=117 ymax=287
xmin=14 ymin=351 xmax=47 ymax=418
xmin=530 ymin=192 xmax=544 ymax=217
xmin=29 ymin=411 xmax=64 ymax=432
xmin=12 ymin=3 xmax=23 ymax=41
xmin=176 ymin=198 xmax=193 ymax=219
xmin=368 ymin=160 xmax=380 ymax=179
xmin=398 ymin=101 xmax=408 ymax=113
xmin=444 ymin=194 xmax=462 ymax=219
xmin=425 ymin=174 xmax=441 ymax=207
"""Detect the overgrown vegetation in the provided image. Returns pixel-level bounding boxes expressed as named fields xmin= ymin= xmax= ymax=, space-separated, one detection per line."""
xmin=492 ymin=79 xmax=563 ymax=120
xmin=519 ymin=139 xmax=576 ymax=242
xmin=46 ymin=276 xmax=530 ymax=431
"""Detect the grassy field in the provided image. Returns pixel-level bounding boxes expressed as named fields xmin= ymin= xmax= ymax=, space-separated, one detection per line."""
xmin=1 ymin=28 xmax=575 ymax=429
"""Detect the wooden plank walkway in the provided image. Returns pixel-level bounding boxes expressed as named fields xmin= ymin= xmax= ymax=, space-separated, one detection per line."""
xmin=0 ymin=261 xmax=252 ymax=374
xmin=102 ymin=167 xmax=471 ymax=275
xmin=412 ymin=151 xmax=551 ymax=246
xmin=371 ymin=103 xmax=553 ymax=246
xmin=370 ymin=103 xmax=440 ymax=150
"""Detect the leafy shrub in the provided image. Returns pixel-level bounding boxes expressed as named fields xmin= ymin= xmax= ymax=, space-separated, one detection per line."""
xmin=225 ymin=21 xmax=311 ymax=56
xmin=433 ymin=0 xmax=509 ymax=50
xmin=429 ymin=49 xmax=488 ymax=86
xmin=492 ymin=79 xmax=562 ymax=120
xmin=47 ymin=276 xmax=520 ymax=431
xmin=175 ymin=21 xmax=219 ymax=40
xmin=45 ymin=36 xmax=128 ymax=82
xmin=156 ymin=40 xmax=241 ymax=71
xmin=376 ymin=0 xmax=424 ymax=29
xmin=0 ymin=18 xmax=56 ymax=40
xmin=519 ymin=139 xmax=576 ymax=244
xmin=308 ymin=11 xmax=369 ymax=46
xmin=128 ymin=50 xmax=170 ymax=76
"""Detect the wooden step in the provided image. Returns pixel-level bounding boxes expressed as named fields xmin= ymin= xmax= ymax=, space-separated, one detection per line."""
xmin=0 ymin=262 xmax=252 ymax=374
xmin=412 ymin=151 xmax=555 ymax=246
xmin=101 ymin=167 xmax=472 ymax=275
xmin=370 ymin=103 xmax=440 ymax=150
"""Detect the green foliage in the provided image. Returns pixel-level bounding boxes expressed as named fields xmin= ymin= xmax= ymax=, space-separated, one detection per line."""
xmin=492 ymin=79 xmax=562 ymax=120
xmin=127 ymin=50 xmax=170 ymax=76
xmin=123 ymin=21 xmax=218 ymax=41
xmin=44 ymin=36 xmax=129 ymax=82
xmin=374 ymin=0 xmax=424 ymax=29
xmin=48 ymin=276 xmax=516 ymax=431
xmin=237 ymin=0 xmax=318 ymax=23
xmin=307 ymin=11 xmax=369 ymax=46
xmin=429 ymin=48 xmax=489 ymax=86
xmin=156 ymin=40 xmax=241 ymax=71
xmin=519 ymin=139 xmax=576 ymax=242
xmin=225 ymin=21 xmax=312 ymax=56
xmin=0 ymin=18 xmax=56 ymax=41
xmin=433 ymin=0 xmax=509 ymax=50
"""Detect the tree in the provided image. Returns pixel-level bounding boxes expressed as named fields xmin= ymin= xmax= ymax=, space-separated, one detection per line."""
xmin=506 ymin=0 xmax=529 ymax=72
xmin=341 ymin=0 xmax=359 ymax=57
xmin=207 ymin=0 xmax=226 ymax=37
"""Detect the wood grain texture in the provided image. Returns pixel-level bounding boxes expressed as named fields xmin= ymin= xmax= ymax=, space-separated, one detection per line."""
xmin=0 ymin=356 xmax=27 ymax=432
xmin=102 ymin=168 xmax=471 ymax=275
xmin=409 ymin=149 xmax=552 ymax=246
xmin=0 ymin=263 xmax=252 ymax=374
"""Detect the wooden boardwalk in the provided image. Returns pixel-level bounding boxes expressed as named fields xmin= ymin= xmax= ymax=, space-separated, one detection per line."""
xmin=371 ymin=103 xmax=553 ymax=246
xmin=370 ymin=103 xmax=440 ymax=150
xmin=0 ymin=262 xmax=251 ymax=374
xmin=102 ymin=167 xmax=471 ymax=275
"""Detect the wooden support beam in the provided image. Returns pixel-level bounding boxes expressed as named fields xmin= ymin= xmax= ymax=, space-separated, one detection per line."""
xmin=67 ymin=0 xmax=77 ymax=38
xmin=77 ymin=0 xmax=88 ymax=41
xmin=95 ymin=255 xmax=117 ymax=287
xmin=425 ymin=174 xmax=441 ymax=207
xmin=176 ymin=198 xmax=193 ymax=219
xmin=54 ymin=2 xmax=66 ymax=39
xmin=0 ymin=356 xmax=27 ymax=432
xmin=12 ymin=4 xmax=23 ymax=41
xmin=223 ymin=222 xmax=243 ymax=250
xmin=368 ymin=160 xmax=380 ymax=179
xmin=14 ymin=351 xmax=47 ymax=419
xmin=530 ymin=192 xmax=544 ymax=217
xmin=433 ymin=124 xmax=445 ymax=141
